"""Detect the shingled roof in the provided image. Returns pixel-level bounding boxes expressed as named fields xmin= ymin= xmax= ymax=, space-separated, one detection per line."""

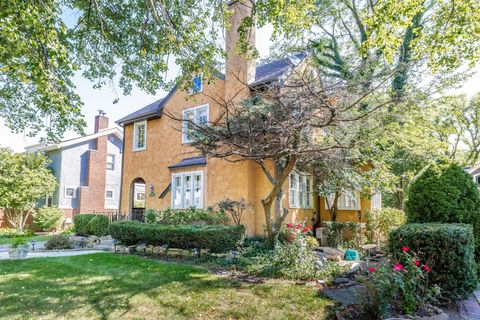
xmin=116 ymin=53 xmax=307 ymax=126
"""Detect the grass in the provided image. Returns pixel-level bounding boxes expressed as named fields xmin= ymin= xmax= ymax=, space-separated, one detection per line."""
xmin=0 ymin=234 xmax=53 ymax=245
xmin=0 ymin=253 xmax=334 ymax=320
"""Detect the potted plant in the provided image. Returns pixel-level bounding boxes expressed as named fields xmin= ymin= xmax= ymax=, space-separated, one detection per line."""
xmin=8 ymin=237 xmax=29 ymax=259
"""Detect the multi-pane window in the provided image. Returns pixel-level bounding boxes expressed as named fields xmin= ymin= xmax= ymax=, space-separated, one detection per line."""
xmin=172 ymin=170 xmax=204 ymax=209
xmin=190 ymin=75 xmax=203 ymax=94
xmin=45 ymin=195 xmax=53 ymax=207
xmin=133 ymin=121 xmax=147 ymax=151
xmin=106 ymin=154 xmax=115 ymax=170
xmin=182 ymin=104 xmax=209 ymax=143
xmin=289 ymin=172 xmax=313 ymax=209
xmin=326 ymin=190 xmax=361 ymax=210
xmin=65 ymin=187 xmax=76 ymax=198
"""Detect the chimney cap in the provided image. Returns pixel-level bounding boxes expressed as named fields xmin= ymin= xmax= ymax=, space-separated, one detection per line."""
xmin=97 ymin=110 xmax=106 ymax=117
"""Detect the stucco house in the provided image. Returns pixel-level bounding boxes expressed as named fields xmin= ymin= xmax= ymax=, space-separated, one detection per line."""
xmin=25 ymin=112 xmax=123 ymax=220
xmin=116 ymin=1 xmax=379 ymax=236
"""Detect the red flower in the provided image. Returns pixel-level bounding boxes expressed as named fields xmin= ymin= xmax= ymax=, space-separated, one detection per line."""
xmin=423 ymin=265 xmax=431 ymax=273
xmin=295 ymin=224 xmax=301 ymax=230
xmin=368 ymin=267 xmax=375 ymax=273
xmin=301 ymin=226 xmax=313 ymax=233
xmin=393 ymin=264 xmax=403 ymax=271
xmin=287 ymin=223 xmax=293 ymax=228
xmin=414 ymin=258 xmax=420 ymax=266
xmin=402 ymin=246 xmax=409 ymax=252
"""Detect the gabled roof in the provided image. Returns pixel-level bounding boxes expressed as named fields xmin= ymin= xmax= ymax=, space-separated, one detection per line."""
xmin=25 ymin=127 xmax=123 ymax=153
xmin=116 ymin=53 xmax=307 ymax=126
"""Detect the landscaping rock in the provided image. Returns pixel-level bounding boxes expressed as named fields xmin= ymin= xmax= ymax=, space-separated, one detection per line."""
xmin=345 ymin=262 xmax=361 ymax=276
xmin=333 ymin=277 xmax=350 ymax=285
xmin=321 ymin=284 xmax=366 ymax=307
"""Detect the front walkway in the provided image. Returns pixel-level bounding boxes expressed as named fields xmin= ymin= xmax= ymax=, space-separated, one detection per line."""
xmin=457 ymin=285 xmax=480 ymax=319
xmin=0 ymin=250 xmax=102 ymax=260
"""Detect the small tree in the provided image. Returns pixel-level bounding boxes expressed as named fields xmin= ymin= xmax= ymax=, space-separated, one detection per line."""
xmin=217 ymin=198 xmax=252 ymax=226
xmin=33 ymin=207 xmax=63 ymax=231
xmin=0 ymin=148 xmax=57 ymax=231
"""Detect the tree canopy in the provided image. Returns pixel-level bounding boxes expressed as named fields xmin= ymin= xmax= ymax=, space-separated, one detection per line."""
xmin=2 ymin=0 xmax=480 ymax=140
xmin=0 ymin=148 xmax=57 ymax=231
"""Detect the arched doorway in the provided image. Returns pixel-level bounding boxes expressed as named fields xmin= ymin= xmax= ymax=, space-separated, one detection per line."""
xmin=130 ymin=178 xmax=146 ymax=221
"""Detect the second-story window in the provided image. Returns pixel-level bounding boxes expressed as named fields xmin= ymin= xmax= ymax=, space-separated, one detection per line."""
xmin=190 ymin=75 xmax=202 ymax=94
xmin=133 ymin=121 xmax=147 ymax=151
xmin=106 ymin=154 xmax=115 ymax=170
xmin=182 ymin=104 xmax=209 ymax=143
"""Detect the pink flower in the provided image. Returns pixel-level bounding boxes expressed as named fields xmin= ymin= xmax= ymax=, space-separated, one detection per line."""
xmin=368 ymin=267 xmax=375 ymax=273
xmin=393 ymin=264 xmax=404 ymax=271
xmin=423 ymin=265 xmax=431 ymax=273
xmin=295 ymin=224 xmax=301 ymax=230
xmin=287 ymin=224 xmax=293 ymax=228
xmin=402 ymin=246 xmax=409 ymax=252
xmin=414 ymin=258 xmax=420 ymax=266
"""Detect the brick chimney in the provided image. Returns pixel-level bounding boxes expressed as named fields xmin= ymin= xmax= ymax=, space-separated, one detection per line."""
xmin=94 ymin=110 xmax=109 ymax=133
xmin=225 ymin=0 xmax=256 ymax=102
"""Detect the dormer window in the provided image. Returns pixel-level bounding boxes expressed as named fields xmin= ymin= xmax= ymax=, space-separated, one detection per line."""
xmin=190 ymin=75 xmax=202 ymax=94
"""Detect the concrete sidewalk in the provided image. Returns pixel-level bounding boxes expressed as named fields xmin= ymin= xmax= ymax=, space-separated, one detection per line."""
xmin=0 ymin=250 xmax=102 ymax=260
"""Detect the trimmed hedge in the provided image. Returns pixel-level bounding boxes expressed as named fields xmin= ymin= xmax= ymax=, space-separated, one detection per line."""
xmin=74 ymin=214 xmax=109 ymax=236
xmin=109 ymin=221 xmax=245 ymax=253
xmin=389 ymin=223 xmax=477 ymax=299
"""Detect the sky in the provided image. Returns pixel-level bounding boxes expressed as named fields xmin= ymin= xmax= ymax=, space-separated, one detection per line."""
xmin=0 ymin=24 xmax=479 ymax=152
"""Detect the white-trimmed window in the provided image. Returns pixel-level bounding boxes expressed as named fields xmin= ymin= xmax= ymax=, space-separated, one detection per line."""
xmin=64 ymin=186 xmax=76 ymax=199
xmin=106 ymin=154 xmax=115 ymax=170
xmin=133 ymin=121 xmax=147 ymax=151
xmin=182 ymin=104 xmax=209 ymax=143
xmin=327 ymin=190 xmax=361 ymax=210
xmin=105 ymin=189 xmax=114 ymax=200
xmin=289 ymin=172 xmax=313 ymax=209
xmin=172 ymin=170 xmax=204 ymax=209
xmin=190 ymin=75 xmax=203 ymax=94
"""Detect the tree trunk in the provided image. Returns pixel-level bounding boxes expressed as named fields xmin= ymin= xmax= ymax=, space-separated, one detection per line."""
xmin=260 ymin=155 xmax=297 ymax=246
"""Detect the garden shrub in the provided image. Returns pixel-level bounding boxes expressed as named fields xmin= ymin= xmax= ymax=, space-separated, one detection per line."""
xmin=88 ymin=215 xmax=109 ymax=236
xmin=0 ymin=228 xmax=33 ymax=238
xmin=323 ymin=221 xmax=361 ymax=248
xmin=109 ymin=221 xmax=245 ymax=253
xmin=74 ymin=214 xmax=109 ymax=236
xmin=389 ymin=223 xmax=477 ymax=299
xmin=365 ymin=207 xmax=406 ymax=244
xmin=245 ymin=223 xmax=344 ymax=280
xmin=144 ymin=208 xmax=157 ymax=224
xmin=404 ymin=162 xmax=480 ymax=256
xmin=155 ymin=207 xmax=228 ymax=225
xmin=33 ymin=207 xmax=63 ymax=231
xmin=44 ymin=234 xmax=74 ymax=250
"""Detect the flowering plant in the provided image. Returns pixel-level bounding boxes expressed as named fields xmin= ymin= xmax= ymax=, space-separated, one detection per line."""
xmin=362 ymin=246 xmax=440 ymax=318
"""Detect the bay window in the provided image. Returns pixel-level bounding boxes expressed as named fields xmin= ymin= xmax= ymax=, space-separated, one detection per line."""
xmin=172 ymin=170 xmax=204 ymax=209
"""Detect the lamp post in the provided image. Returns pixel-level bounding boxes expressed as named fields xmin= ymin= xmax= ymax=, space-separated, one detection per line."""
xmin=31 ymin=240 xmax=36 ymax=251
xmin=113 ymin=239 xmax=118 ymax=254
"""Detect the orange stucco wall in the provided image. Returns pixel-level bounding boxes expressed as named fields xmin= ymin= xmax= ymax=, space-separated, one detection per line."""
xmin=119 ymin=77 xmax=372 ymax=236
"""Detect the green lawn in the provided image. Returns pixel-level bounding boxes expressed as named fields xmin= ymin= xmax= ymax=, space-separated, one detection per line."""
xmin=0 ymin=253 xmax=334 ymax=320
xmin=0 ymin=234 xmax=53 ymax=245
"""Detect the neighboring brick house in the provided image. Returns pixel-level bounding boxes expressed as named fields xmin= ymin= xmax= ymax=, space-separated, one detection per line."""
xmin=116 ymin=1 xmax=378 ymax=236
xmin=25 ymin=112 xmax=123 ymax=220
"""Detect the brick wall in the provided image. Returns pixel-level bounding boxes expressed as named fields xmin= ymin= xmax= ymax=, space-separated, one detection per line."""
xmin=76 ymin=114 xmax=115 ymax=214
